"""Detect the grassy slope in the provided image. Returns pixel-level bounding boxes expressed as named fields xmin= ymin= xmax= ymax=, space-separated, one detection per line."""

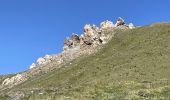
xmin=4 ymin=23 xmax=170 ymax=99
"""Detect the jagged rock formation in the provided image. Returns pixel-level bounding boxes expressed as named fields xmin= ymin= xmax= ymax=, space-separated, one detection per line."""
xmin=63 ymin=33 xmax=80 ymax=50
xmin=100 ymin=20 xmax=114 ymax=29
xmin=115 ymin=17 xmax=125 ymax=26
xmin=63 ymin=17 xmax=135 ymax=50
xmin=0 ymin=17 xmax=135 ymax=89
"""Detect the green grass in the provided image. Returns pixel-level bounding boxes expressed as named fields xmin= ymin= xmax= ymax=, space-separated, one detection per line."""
xmin=2 ymin=23 xmax=170 ymax=99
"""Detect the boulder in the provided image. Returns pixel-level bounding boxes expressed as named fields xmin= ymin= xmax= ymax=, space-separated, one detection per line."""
xmin=44 ymin=55 xmax=53 ymax=60
xmin=128 ymin=23 xmax=135 ymax=29
xmin=63 ymin=34 xmax=81 ymax=50
xmin=100 ymin=20 xmax=114 ymax=29
xmin=71 ymin=33 xmax=80 ymax=42
xmin=84 ymin=24 xmax=98 ymax=37
xmin=29 ymin=63 xmax=36 ymax=69
xmin=37 ymin=57 xmax=46 ymax=65
xmin=79 ymin=34 xmax=85 ymax=45
xmin=63 ymin=38 xmax=73 ymax=50
xmin=71 ymin=33 xmax=80 ymax=46
xmin=115 ymin=17 xmax=125 ymax=27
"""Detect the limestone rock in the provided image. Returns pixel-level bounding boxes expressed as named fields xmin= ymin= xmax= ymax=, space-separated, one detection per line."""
xmin=71 ymin=33 xmax=80 ymax=42
xmin=100 ymin=20 xmax=114 ymax=29
xmin=57 ymin=59 xmax=64 ymax=64
xmin=63 ymin=38 xmax=73 ymax=50
xmin=29 ymin=63 xmax=36 ymax=69
xmin=83 ymin=36 xmax=94 ymax=45
xmin=79 ymin=34 xmax=85 ymax=45
xmin=71 ymin=33 xmax=80 ymax=46
xmin=128 ymin=23 xmax=135 ymax=29
xmin=84 ymin=24 xmax=98 ymax=37
xmin=115 ymin=17 xmax=125 ymax=27
xmin=2 ymin=74 xmax=26 ymax=86
xmin=44 ymin=55 xmax=53 ymax=60
xmin=37 ymin=57 xmax=46 ymax=65
xmin=63 ymin=33 xmax=80 ymax=50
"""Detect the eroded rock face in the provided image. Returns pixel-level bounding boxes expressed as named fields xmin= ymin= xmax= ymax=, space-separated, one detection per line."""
xmin=63 ymin=17 xmax=135 ymax=51
xmin=63 ymin=33 xmax=80 ymax=50
xmin=28 ymin=17 xmax=136 ymax=70
xmin=40 ymin=18 xmax=137 ymax=70
xmin=71 ymin=33 xmax=80 ymax=47
xmin=64 ymin=38 xmax=73 ymax=50
xmin=71 ymin=33 xmax=80 ymax=42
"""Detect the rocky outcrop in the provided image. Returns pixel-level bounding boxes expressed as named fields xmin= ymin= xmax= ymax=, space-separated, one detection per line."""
xmin=2 ymin=74 xmax=26 ymax=86
xmin=84 ymin=24 xmax=99 ymax=37
xmin=29 ymin=63 xmax=36 ymax=69
xmin=100 ymin=20 xmax=114 ymax=29
xmin=128 ymin=23 xmax=135 ymax=29
xmin=1 ymin=17 xmax=136 ymax=89
xmin=29 ymin=17 xmax=135 ymax=70
xmin=63 ymin=33 xmax=80 ymax=50
xmin=38 ymin=55 xmax=53 ymax=64
xmin=115 ymin=17 xmax=125 ymax=26
xmin=29 ymin=55 xmax=57 ymax=69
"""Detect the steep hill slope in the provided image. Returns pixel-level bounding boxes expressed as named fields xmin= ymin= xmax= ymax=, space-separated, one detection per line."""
xmin=1 ymin=23 xmax=170 ymax=100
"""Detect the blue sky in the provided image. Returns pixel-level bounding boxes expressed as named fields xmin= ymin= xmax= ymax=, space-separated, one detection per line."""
xmin=0 ymin=0 xmax=170 ymax=74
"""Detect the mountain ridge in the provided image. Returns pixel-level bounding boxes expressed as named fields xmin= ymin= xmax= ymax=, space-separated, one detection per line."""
xmin=0 ymin=17 xmax=134 ymax=89
xmin=1 ymin=19 xmax=170 ymax=99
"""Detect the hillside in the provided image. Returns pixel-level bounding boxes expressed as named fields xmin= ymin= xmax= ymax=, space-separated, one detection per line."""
xmin=1 ymin=22 xmax=170 ymax=99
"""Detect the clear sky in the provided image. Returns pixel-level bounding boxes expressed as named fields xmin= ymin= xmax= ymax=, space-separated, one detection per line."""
xmin=0 ymin=0 xmax=170 ymax=74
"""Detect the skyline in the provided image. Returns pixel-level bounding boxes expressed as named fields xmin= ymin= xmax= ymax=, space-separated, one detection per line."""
xmin=0 ymin=0 xmax=170 ymax=74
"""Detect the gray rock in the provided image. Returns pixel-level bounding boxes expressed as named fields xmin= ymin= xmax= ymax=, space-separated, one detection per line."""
xmin=115 ymin=17 xmax=125 ymax=26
